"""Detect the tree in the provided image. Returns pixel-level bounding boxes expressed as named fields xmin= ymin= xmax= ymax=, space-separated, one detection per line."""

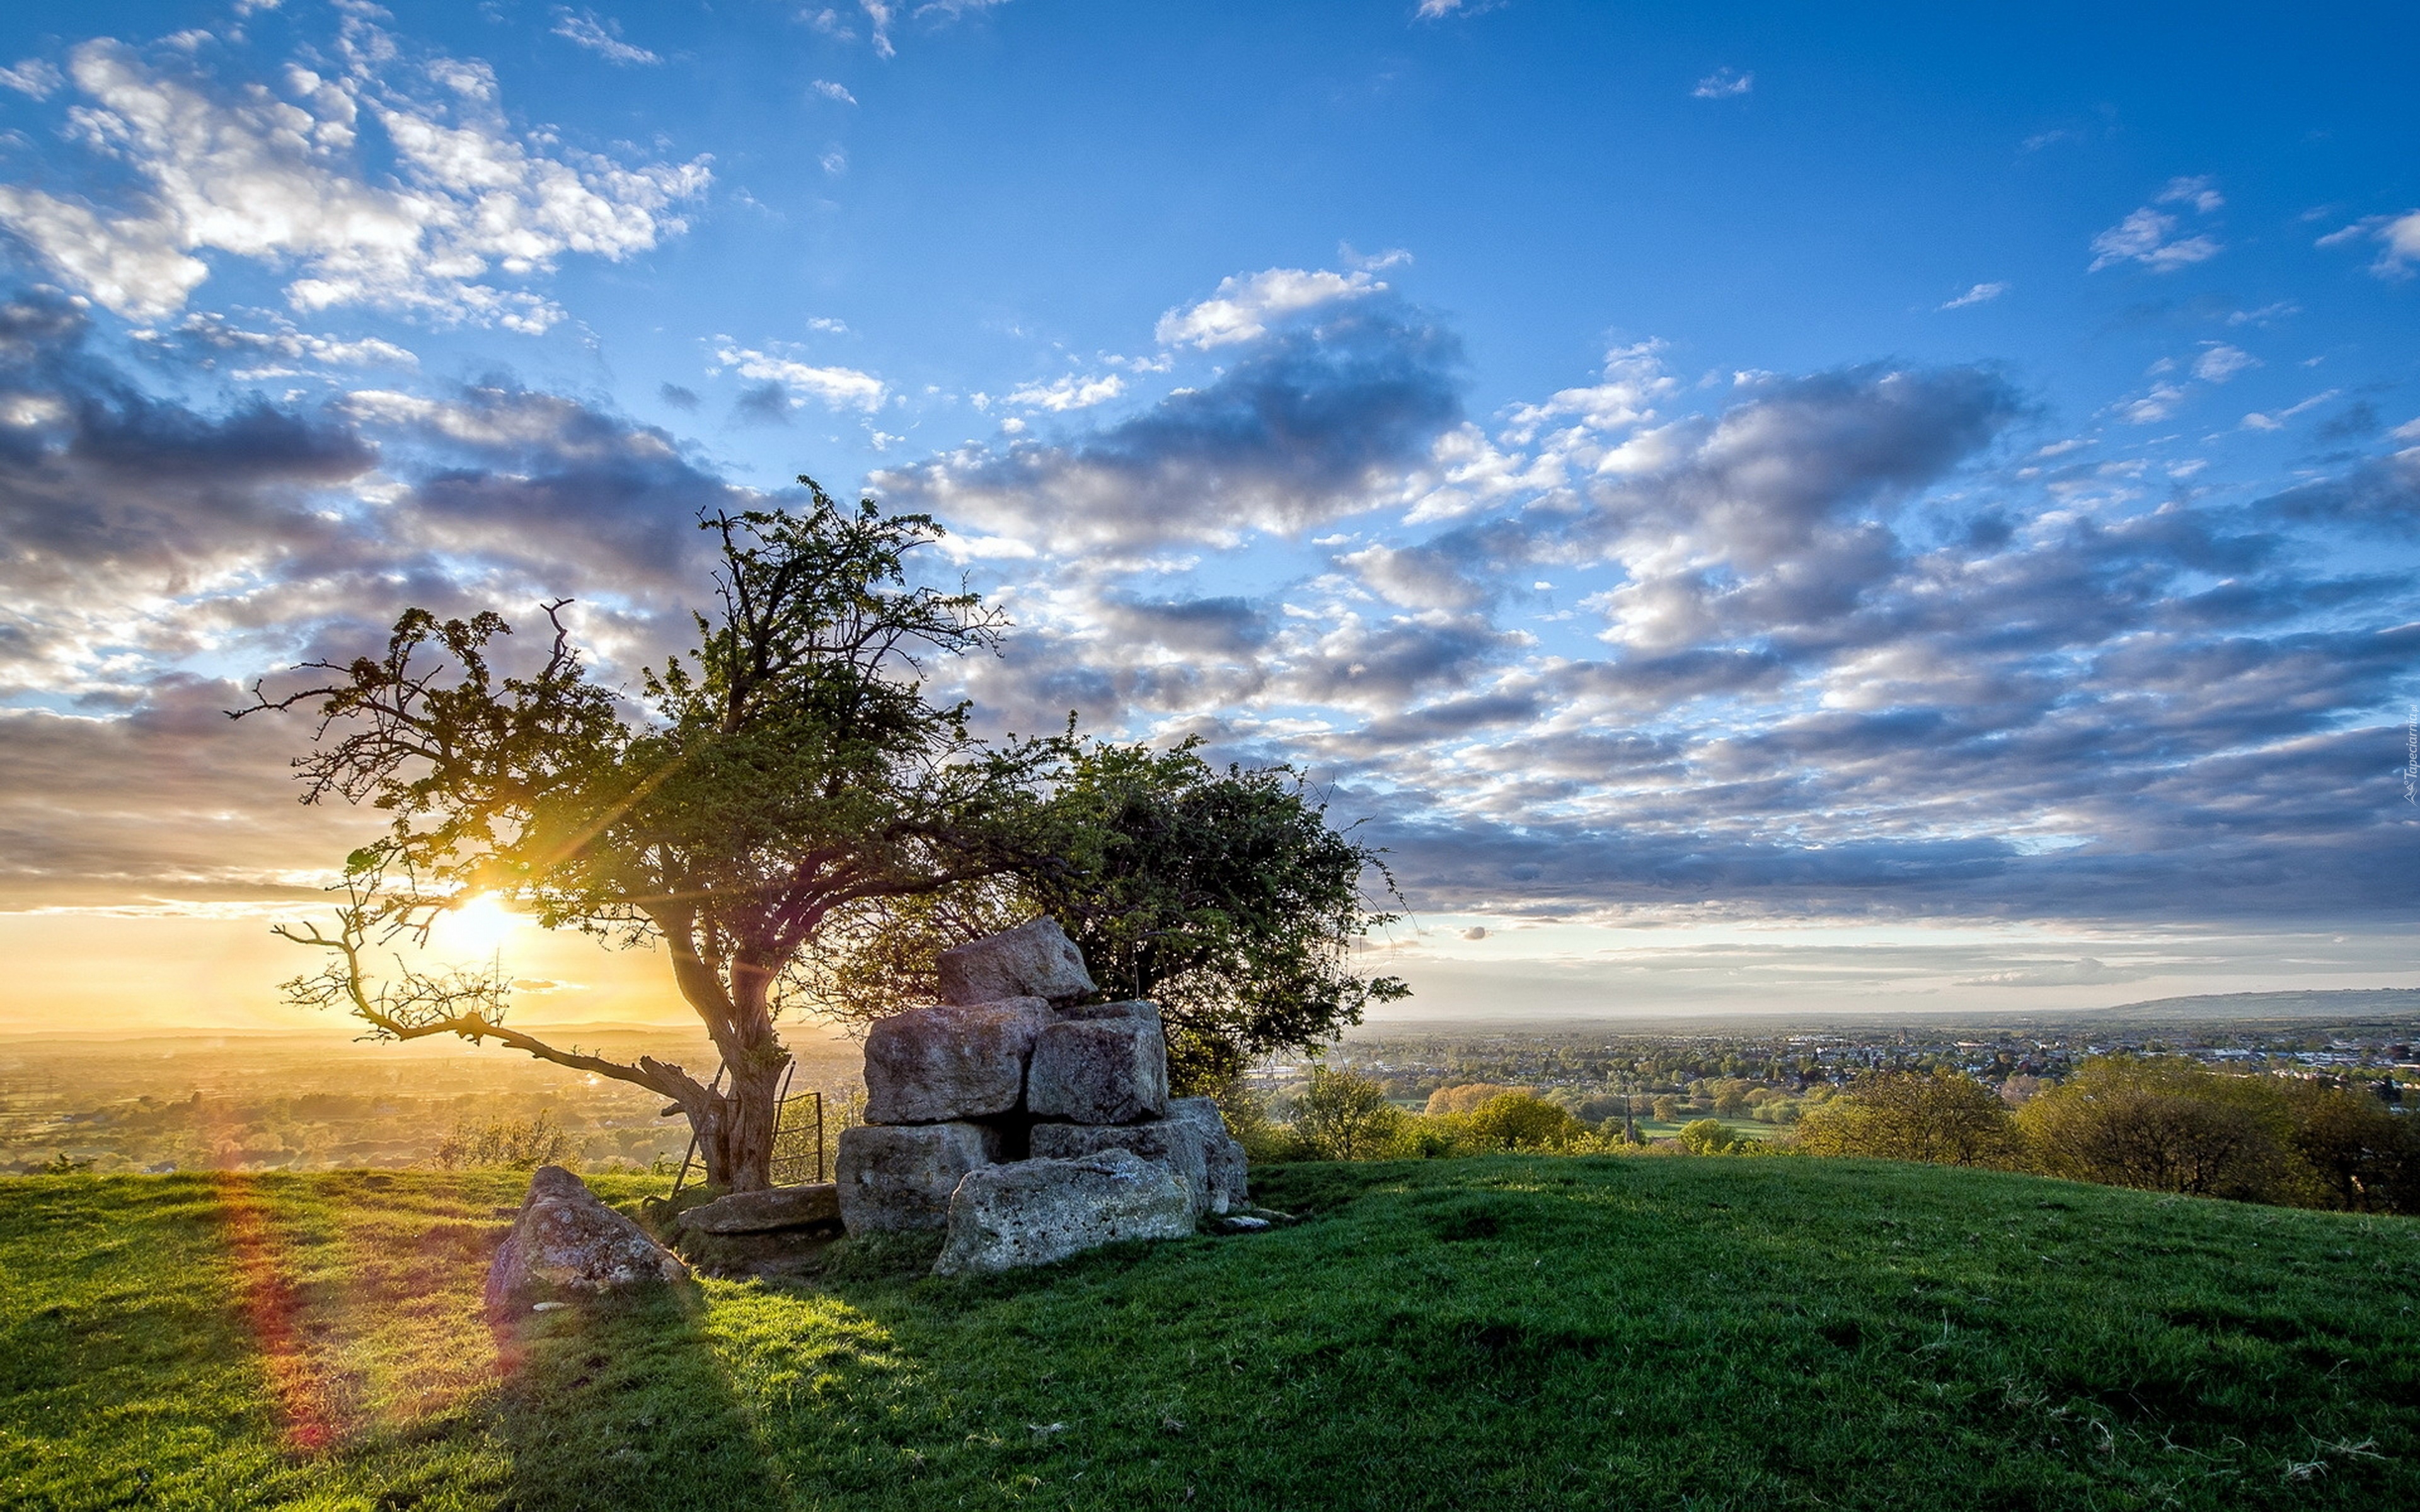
xmin=2014 ymin=1057 xmax=2296 ymax=1200
xmin=1289 ymin=1066 xmax=1405 ymax=1160
xmin=805 ymin=738 xmax=1410 ymax=1091
xmin=1676 ymin=1118 xmax=1746 ymax=1155
xmin=1792 ymin=1070 xmax=2016 ymax=1167
xmin=1453 ymin=1091 xmax=1593 ymax=1152
xmin=241 ymin=484 xmax=1042 ymax=1191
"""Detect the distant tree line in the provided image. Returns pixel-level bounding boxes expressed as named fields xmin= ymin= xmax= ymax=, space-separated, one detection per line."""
xmin=1252 ymin=1055 xmax=2419 ymax=1215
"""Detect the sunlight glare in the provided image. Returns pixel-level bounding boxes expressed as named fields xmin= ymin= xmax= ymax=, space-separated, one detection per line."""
xmin=434 ymin=893 xmax=519 ymax=959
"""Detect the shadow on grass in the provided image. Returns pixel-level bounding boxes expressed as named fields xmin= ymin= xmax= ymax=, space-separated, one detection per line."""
xmin=495 ymin=1283 xmax=787 ymax=1512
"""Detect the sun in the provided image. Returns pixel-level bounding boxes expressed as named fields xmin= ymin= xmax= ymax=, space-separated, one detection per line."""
xmin=436 ymin=893 xmax=521 ymax=958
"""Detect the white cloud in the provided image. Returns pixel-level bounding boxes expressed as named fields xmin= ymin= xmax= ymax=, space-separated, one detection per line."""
xmin=2088 ymin=208 xmax=2220 ymax=272
xmin=1938 ymin=281 xmax=2008 ymax=311
xmin=863 ymin=0 xmax=897 ymax=58
xmin=2117 ymin=382 xmax=2186 ymax=425
xmin=0 ymin=59 xmax=62 ymax=98
xmin=1500 ymin=340 xmax=1676 ymax=443
xmin=1691 ymin=67 xmax=1753 ymax=99
xmin=2191 ymin=343 xmax=2257 ymax=383
xmin=0 ymin=33 xmax=709 ymax=328
xmin=2240 ymin=389 xmax=2340 ymax=433
xmin=1005 ymin=373 xmax=1126 ymax=411
xmin=810 ymin=79 xmax=858 ymax=104
xmin=2319 ymin=209 xmax=2420 ymax=278
xmin=2154 ymin=175 xmax=2223 ymax=214
xmin=710 ymin=342 xmax=887 ymax=411
xmin=820 ymin=146 xmax=848 ymax=175
xmin=1154 ymin=267 xmax=1383 ymax=349
xmin=550 ymin=9 xmax=661 ymax=66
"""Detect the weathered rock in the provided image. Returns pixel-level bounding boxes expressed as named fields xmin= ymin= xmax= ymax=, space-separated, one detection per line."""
xmin=1026 ymin=1016 xmax=1169 ymax=1125
xmin=933 ymin=1148 xmax=1195 ymax=1276
xmin=862 ymin=997 xmax=1049 ymax=1123
xmin=1057 ymin=997 xmax=1160 ymax=1024
xmin=1028 ymin=1117 xmax=1211 ymax=1215
xmin=836 ymin=1121 xmax=1003 ymax=1232
xmin=1168 ymin=1097 xmax=1249 ymax=1215
xmin=936 ymin=917 xmax=1097 ymax=1007
xmin=678 ymin=1182 xmax=841 ymax=1235
xmin=484 ymin=1166 xmax=686 ymax=1317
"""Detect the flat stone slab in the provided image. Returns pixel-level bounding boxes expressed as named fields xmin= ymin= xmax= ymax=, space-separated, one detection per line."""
xmin=863 ymin=997 xmax=1049 ymax=1123
xmin=933 ymin=1148 xmax=1195 ymax=1276
xmin=679 ymin=1182 xmax=841 ymax=1235
xmin=1168 ymin=1096 xmax=1250 ymax=1215
xmin=1029 ymin=1117 xmax=1211 ymax=1215
xmin=485 ymin=1166 xmax=686 ymax=1317
xmin=1027 ymin=1016 xmax=1169 ymax=1126
xmin=937 ymin=917 xmax=1097 ymax=1006
xmin=837 ymin=1121 xmax=1003 ymax=1232
xmin=1057 ymin=998 xmax=1160 ymax=1024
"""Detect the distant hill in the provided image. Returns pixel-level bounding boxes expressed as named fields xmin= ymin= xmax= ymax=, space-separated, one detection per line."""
xmin=2090 ymin=987 xmax=2420 ymax=1022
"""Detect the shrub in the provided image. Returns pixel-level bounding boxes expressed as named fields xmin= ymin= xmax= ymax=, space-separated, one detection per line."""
xmin=432 ymin=1110 xmax=577 ymax=1171
xmin=1792 ymin=1071 xmax=2016 ymax=1167
xmin=1287 ymin=1066 xmax=1407 ymax=1160
xmin=1445 ymin=1091 xmax=1595 ymax=1153
xmin=1676 ymin=1118 xmax=1747 ymax=1155
xmin=2014 ymin=1057 xmax=2298 ymax=1201
xmin=1424 ymin=1083 xmax=1520 ymax=1116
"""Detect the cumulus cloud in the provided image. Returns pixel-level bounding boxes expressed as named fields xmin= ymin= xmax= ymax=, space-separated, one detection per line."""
xmin=1691 ymin=67 xmax=1753 ymax=99
xmin=810 ymin=79 xmax=858 ymax=104
xmin=0 ymin=27 xmax=709 ymax=328
xmin=2089 ymin=181 xmax=2223 ymax=273
xmin=2191 ymin=343 xmax=2257 ymax=382
xmin=0 ymin=58 xmax=62 ymax=98
xmin=875 ymin=301 xmax=1461 ymax=554
xmin=2319 ymin=209 xmax=2420 ymax=278
xmin=1154 ymin=266 xmax=1383 ymax=350
xmin=1004 ymin=373 xmax=1125 ymax=411
xmin=709 ymin=342 xmax=887 ymax=411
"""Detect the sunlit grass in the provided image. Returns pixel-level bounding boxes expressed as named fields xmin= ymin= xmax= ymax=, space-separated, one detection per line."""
xmin=4 ymin=1158 xmax=2417 ymax=1509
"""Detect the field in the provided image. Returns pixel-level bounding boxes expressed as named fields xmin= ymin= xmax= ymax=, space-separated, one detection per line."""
xmin=4 ymin=1157 xmax=2417 ymax=1509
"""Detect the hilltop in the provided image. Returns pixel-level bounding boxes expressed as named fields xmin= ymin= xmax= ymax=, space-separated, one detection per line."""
xmin=5 ymin=1157 xmax=2416 ymax=1509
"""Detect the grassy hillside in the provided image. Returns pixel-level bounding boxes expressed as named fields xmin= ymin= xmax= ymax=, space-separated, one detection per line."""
xmin=4 ymin=1158 xmax=2416 ymax=1510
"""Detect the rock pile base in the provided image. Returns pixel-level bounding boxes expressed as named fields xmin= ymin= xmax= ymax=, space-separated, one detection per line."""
xmin=933 ymin=1149 xmax=1194 ymax=1275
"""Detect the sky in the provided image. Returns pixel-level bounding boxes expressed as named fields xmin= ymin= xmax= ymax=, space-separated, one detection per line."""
xmin=0 ymin=0 xmax=2414 ymax=1036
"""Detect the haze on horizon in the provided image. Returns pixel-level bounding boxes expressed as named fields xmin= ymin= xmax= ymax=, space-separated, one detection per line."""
xmin=0 ymin=0 xmax=2413 ymax=1040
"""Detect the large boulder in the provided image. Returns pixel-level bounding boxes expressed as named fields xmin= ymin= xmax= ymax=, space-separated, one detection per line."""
xmin=1168 ymin=1097 xmax=1250 ymax=1215
xmin=677 ymin=1182 xmax=841 ymax=1235
xmin=1027 ymin=1015 xmax=1169 ymax=1126
xmin=484 ymin=1166 xmax=686 ymax=1317
xmin=862 ymin=997 xmax=1049 ymax=1124
xmin=933 ymin=1148 xmax=1195 ymax=1276
xmin=937 ymin=917 xmax=1097 ymax=1007
xmin=1029 ymin=1117 xmax=1211 ymax=1215
xmin=836 ymin=1121 xmax=1003 ymax=1232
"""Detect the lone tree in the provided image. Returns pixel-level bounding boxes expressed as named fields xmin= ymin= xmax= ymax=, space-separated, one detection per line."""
xmin=241 ymin=483 xmax=1041 ymax=1191
xmin=803 ymin=738 xmax=1410 ymax=1091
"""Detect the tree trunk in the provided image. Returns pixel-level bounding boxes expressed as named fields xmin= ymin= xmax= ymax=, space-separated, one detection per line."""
xmin=694 ymin=1057 xmax=786 ymax=1193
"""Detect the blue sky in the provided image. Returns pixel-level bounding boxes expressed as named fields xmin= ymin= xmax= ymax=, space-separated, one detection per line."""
xmin=0 ymin=0 xmax=2414 ymax=1029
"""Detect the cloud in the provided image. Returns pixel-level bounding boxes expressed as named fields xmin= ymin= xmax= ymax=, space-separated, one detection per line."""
xmin=2118 ymin=382 xmax=2187 ymax=424
xmin=1939 ymin=282 xmax=2008 ymax=311
xmin=1957 ymin=958 xmax=2145 ymax=987
xmin=550 ymin=9 xmax=661 ymax=66
xmin=2191 ymin=343 xmax=2257 ymax=383
xmin=2319 ymin=209 xmax=2420 ymax=279
xmin=2089 ymin=183 xmax=2224 ymax=273
xmin=1691 ymin=67 xmax=1753 ymax=99
xmin=810 ymin=79 xmax=858 ymax=104
xmin=0 ymin=29 xmax=708 ymax=328
xmin=658 ymin=382 xmax=699 ymax=410
xmin=2240 ymin=389 xmax=2339 ymax=433
xmin=0 ymin=59 xmax=62 ymax=98
xmin=875 ymin=299 xmax=1463 ymax=554
xmin=1155 ymin=267 xmax=1384 ymax=350
xmin=710 ymin=342 xmax=887 ymax=411
xmin=1004 ymin=373 xmax=1125 ymax=411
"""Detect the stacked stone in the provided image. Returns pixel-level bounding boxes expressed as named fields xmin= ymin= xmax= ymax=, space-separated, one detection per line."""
xmin=833 ymin=917 xmax=1250 ymax=1273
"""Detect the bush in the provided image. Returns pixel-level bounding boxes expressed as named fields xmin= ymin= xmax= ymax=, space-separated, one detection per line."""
xmin=1439 ymin=1092 xmax=1595 ymax=1153
xmin=1286 ymin=1066 xmax=1407 ymax=1160
xmin=1676 ymin=1119 xmax=1748 ymax=1155
xmin=1424 ymin=1083 xmax=1520 ymax=1116
xmin=1792 ymin=1071 xmax=2016 ymax=1167
xmin=432 ymin=1110 xmax=577 ymax=1171
xmin=2014 ymin=1057 xmax=2298 ymax=1201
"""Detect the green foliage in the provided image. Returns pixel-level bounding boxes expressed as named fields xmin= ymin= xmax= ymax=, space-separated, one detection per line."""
xmin=807 ymin=739 xmax=1410 ymax=1093
xmin=1792 ymin=1070 xmax=2018 ymax=1167
xmin=1675 ymin=1118 xmax=1749 ymax=1155
xmin=1286 ymin=1065 xmax=1408 ymax=1160
xmin=2015 ymin=1055 xmax=2321 ymax=1203
xmin=7 ymin=1163 xmax=2418 ymax=1509
xmin=432 ymin=1111 xmax=577 ymax=1172
xmin=1434 ymin=1092 xmax=1596 ymax=1153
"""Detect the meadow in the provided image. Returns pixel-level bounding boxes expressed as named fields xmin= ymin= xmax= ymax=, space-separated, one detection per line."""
xmin=3 ymin=1157 xmax=2416 ymax=1509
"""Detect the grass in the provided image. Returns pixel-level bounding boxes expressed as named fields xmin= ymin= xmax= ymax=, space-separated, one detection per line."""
xmin=3 ymin=1158 xmax=2417 ymax=1509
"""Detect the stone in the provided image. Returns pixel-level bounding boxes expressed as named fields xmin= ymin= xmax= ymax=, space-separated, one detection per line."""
xmin=1057 ymin=998 xmax=1160 ymax=1024
xmin=862 ymin=997 xmax=1049 ymax=1123
xmin=1027 ymin=1016 xmax=1168 ymax=1125
xmin=484 ymin=1166 xmax=686 ymax=1317
xmin=836 ymin=1121 xmax=1003 ymax=1232
xmin=932 ymin=1148 xmax=1195 ymax=1276
xmin=678 ymin=1182 xmax=841 ymax=1235
xmin=936 ymin=917 xmax=1097 ymax=1007
xmin=1168 ymin=1096 xmax=1250 ymax=1215
xmin=1214 ymin=1215 xmax=1271 ymax=1234
xmin=1028 ymin=1118 xmax=1211 ymax=1215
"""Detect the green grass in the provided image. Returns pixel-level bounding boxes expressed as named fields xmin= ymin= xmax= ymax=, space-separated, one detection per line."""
xmin=4 ymin=1158 xmax=2417 ymax=1509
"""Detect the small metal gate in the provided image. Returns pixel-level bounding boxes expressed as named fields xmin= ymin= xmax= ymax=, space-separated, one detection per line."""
xmin=669 ymin=1062 xmax=827 ymax=1195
